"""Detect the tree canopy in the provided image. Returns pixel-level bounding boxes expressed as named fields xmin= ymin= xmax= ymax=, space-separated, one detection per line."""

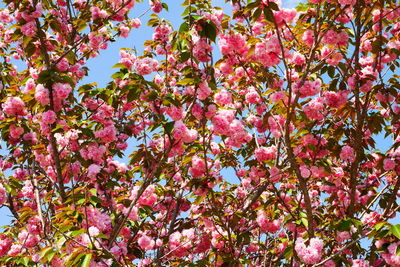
xmin=0 ymin=0 xmax=400 ymax=266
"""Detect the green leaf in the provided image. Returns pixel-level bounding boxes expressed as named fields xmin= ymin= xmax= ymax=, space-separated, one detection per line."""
xmin=200 ymin=21 xmax=217 ymax=42
xmin=252 ymin=8 xmax=262 ymax=22
xmin=147 ymin=18 xmax=159 ymax=27
xmin=301 ymin=217 xmax=308 ymax=228
xmin=127 ymin=85 xmax=140 ymax=102
xmin=70 ymin=229 xmax=85 ymax=238
xmin=25 ymin=42 xmax=36 ymax=58
xmin=180 ymin=51 xmax=190 ymax=62
xmin=146 ymin=91 xmax=158 ymax=101
xmin=112 ymin=63 xmax=127 ymax=69
xmin=268 ymin=2 xmax=279 ymax=11
xmin=283 ymin=246 xmax=293 ymax=259
xmin=68 ymin=252 xmax=85 ymax=267
xmin=391 ymin=224 xmax=400 ymax=239
xmin=89 ymin=188 xmax=97 ymax=196
xmin=82 ymin=254 xmax=92 ymax=267
xmin=39 ymin=247 xmax=54 ymax=259
xmin=21 ymin=257 xmax=29 ymax=265
xmin=337 ymin=219 xmax=352 ymax=231
xmin=164 ymin=121 xmax=175 ymax=134
xmin=37 ymin=70 xmax=52 ymax=84
xmin=179 ymin=22 xmax=189 ymax=33
xmin=263 ymin=8 xmax=275 ymax=23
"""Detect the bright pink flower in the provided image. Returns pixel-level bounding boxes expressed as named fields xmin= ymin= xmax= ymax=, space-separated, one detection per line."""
xmin=338 ymin=0 xmax=356 ymax=5
xmin=90 ymin=7 xmax=108 ymax=20
xmin=383 ymin=158 xmax=395 ymax=171
xmin=189 ymin=156 xmax=206 ymax=177
xmin=0 ymin=9 xmax=13 ymax=23
xmin=150 ymin=0 xmax=162 ymax=13
xmin=254 ymin=41 xmax=280 ymax=67
xmin=304 ymin=97 xmax=325 ymax=120
xmin=197 ymin=82 xmax=211 ymax=100
xmin=245 ymin=89 xmax=262 ymax=104
xmin=119 ymin=50 xmax=136 ymax=69
xmin=53 ymin=83 xmax=71 ymax=101
xmin=323 ymin=91 xmax=348 ymax=108
xmin=165 ymin=105 xmax=184 ymax=121
xmin=274 ymin=8 xmax=297 ymax=26
xmin=94 ymin=125 xmax=117 ymax=143
xmin=340 ymin=145 xmax=355 ymax=162
xmin=41 ymin=110 xmax=57 ymax=125
xmin=138 ymin=234 xmax=155 ymax=251
xmin=110 ymin=243 xmax=127 ymax=256
xmin=119 ymin=25 xmax=130 ymax=38
xmin=295 ymin=79 xmax=321 ymax=98
xmin=290 ymin=52 xmax=306 ymax=65
xmin=18 ymin=230 xmax=38 ymax=248
xmin=2 ymin=97 xmax=25 ymax=116
xmin=88 ymin=32 xmax=105 ymax=50
xmin=21 ymin=21 xmax=37 ymax=37
xmin=84 ymin=207 xmax=112 ymax=233
xmin=89 ymin=226 xmax=100 ymax=236
xmin=212 ymin=109 xmax=235 ymax=135
xmin=269 ymin=91 xmax=286 ymax=103
xmin=254 ymin=146 xmax=276 ymax=162
xmin=302 ymin=29 xmax=314 ymax=47
xmin=152 ymin=24 xmax=171 ymax=42
xmin=295 ymin=237 xmax=323 ymax=264
xmin=56 ymin=58 xmax=69 ymax=72
xmin=351 ymin=259 xmax=369 ymax=267
xmin=193 ymin=38 xmax=213 ymax=62
xmin=23 ymin=132 xmax=38 ymax=144
xmin=0 ymin=236 xmax=12 ymax=256
xmin=361 ymin=212 xmax=380 ymax=227
xmin=218 ymin=33 xmax=247 ymax=56
xmin=381 ymin=242 xmax=400 ymax=265
xmin=25 ymin=78 xmax=35 ymax=92
xmin=9 ymin=124 xmax=24 ymax=139
xmin=27 ymin=216 xmax=42 ymax=235
xmin=134 ymin=57 xmax=158 ymax=75
xmin=35 ymin=84 xmax=50 ymax=105
xmin=0 ymin=184 xmax=6 ymax=206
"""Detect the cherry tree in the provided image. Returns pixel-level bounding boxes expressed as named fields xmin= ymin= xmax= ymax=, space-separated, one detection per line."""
xmin=0 ymin=0 xmax=400 ymax=265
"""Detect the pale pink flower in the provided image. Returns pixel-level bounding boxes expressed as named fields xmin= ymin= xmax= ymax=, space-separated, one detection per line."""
xmin=88 ymin=164 xmax=101 ymax=178
xmin=89 ymin=226 xmax=100 ymax=236
xmin=131 ymin=18 xmax=141 ymax=28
